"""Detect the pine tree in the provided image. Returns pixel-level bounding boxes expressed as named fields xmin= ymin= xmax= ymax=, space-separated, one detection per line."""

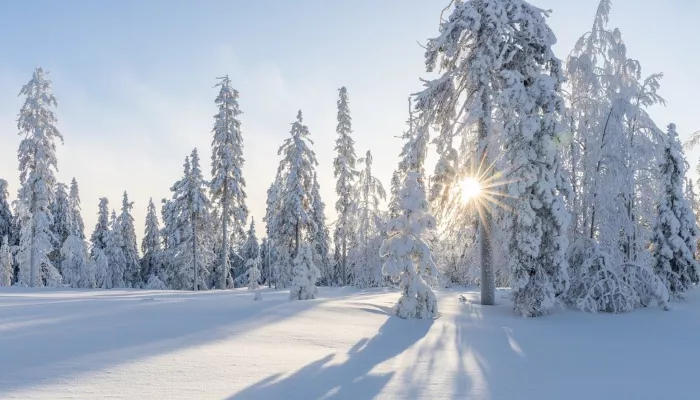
xmin=16 ymin=67 xmax=64 ymax=287
xmin=289 ymin=244 xmax=320 ymax=300
xmin=652 ymin=124 xmax=700 ymax=297
xmin=309 ymin=173 xmax=331 ymax=285
xmin=0 ymin=236 xmax=12 ymax=286
xmin=105 ymin=210 xmax=126 ymax=288
xmin=141 ymin=198 xmax=163 ymax=283
xmin=381 ymin=172 xmax=438 ymax=319
xmin=0 ymin=179 xmax=12 ymax=241
xmin=68 ymin=178 xmax=85 ymax=240
xmin=210 ymin=75 xmax=248 ymax=289
xmin=118 ymin=191 xmax=141 ymax=288
xmin=333 ymin=87 xmax=359 ymax=286
xmin=90 ymin=198 xmax=110 ymax=258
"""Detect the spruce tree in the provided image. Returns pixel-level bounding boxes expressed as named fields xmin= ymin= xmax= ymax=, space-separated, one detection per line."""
xmin=290 ymin=244 xmax=320 ymax=300
xmin=118 ymin=191 xmax=141 ymax=288
xmin=246 ymin=258 xmax=262 ymax=300
xmin=50 ymin=182 xmax=71 ymax=271
xmin=652 ymin=124 xmax=700 ymax=297
xmin=333 ymin=87 xmax=359 ymax=286
xmin=141 ymin=198 xmax=163 ymax=283
xmin=90 ymin=198 xmax=110 ymax=258
xmin=241 ymin=218 xmax=259 ymax=263
xmin=163 ymin=150 xmax=215 ymax=290
xmin=0 ymin=179 xmax=12 ymax=241
xmin=105 ymin=210 xmax=126 ymax=288
xmin=61 ymin=234 xmax=94 ymax=288
xmin=380 ymin=171 xmax=438 ymax=319
xmin=275 ymin=111 xmax=318 ymax=259
xmin=309 ymin=173 xmax=331 ymax=285
xmin=68 ymin=178 xmax=85 ymax=240
xmin=16 ymin=67 xmax=64 ymax=287
xmin=493 ymin=7 xmax=571 ymax=316
xmin=210 ymin=75 xmax=248 ymax=289
xmin=417 ymin=0 xmax=541 ymax=305
xmin=0 ymin=236 xmax=12 ymax=286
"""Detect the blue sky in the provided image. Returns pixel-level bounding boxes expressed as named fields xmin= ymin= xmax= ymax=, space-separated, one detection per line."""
xmin=1 ymin=0 xmax=698 ymax=242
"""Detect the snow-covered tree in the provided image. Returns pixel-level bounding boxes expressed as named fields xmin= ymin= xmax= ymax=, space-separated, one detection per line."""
xmin=465 ymin=2 xmax=571 ymax=317
xmin=263 ymin=180 xmax=285 ymax=287
xmin=91 ymin=247 xmax=109 ymax=289
xmin=241 ymin=218 xmax=259 ymax=264
xmin=289 ymin=244 xmax=320 ymax=301
xmin=118 ymin=191 xmax=141 ymax=288
xmin=417 ymin=0 xmax=563 ymax=305
xmin=351 ymin=150 xmax=387 ymax=288
xmin=210 ymin=75 xmax=248 ymax=289
xmin=0 ymin=179 xmax=13 ymax=241
xmin=16 ymin=67 xmax=64 ymax=287
xmin=259 ymin=237 xmax=272 ymax=287
xmin=60 ymin=234 xmax=94 ymax=288
xmin=652 ymin=124 xmax=700 ymax=297
xmin=309 ymin=173 xmax=331 ymax=285
xmin=333 ymin=87 xmax=359 ymax=286
xmin=246 ymin=257 xmax=261 ymax=288
xmin=51 ymin=183 xmax=71 ymax=249
xmin=564 ymin=0 xmax=664 ymax=265
xmin=0 ymin=236 xmax=12 ymax=286
xmin=380 ymin=171 xmax=438 ymax=319
xmin=273 ymin=111 xmax=318 ymax=266
xmin=68 ymin=178 xmax=85 ymax=240
xmin=246 ymin=257 xmax=262 ymax=300
xmin=90 ymin=198 xmax=110 ymax=257
xmin=164 ymin=149 xmax=216 ymax=290
xmin=141 ymin=198 xmax=163 ymax=283
xmin=105 ymin=210 xmax=126 ymax=288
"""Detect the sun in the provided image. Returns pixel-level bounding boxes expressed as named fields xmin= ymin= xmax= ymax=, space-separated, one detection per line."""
xmin=460 ymin=176 xmax=482 ymax=203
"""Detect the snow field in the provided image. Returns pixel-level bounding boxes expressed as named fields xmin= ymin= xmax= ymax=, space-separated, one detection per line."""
xmin=1 ymin=287 xmax=699 ymax=399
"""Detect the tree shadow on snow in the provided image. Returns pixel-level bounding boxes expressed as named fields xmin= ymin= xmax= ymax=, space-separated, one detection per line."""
xmin=227 ymin=315 xmax=432 ymax=400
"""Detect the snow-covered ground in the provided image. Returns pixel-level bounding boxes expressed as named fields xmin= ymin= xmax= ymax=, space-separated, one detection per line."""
xmin=1 ymin=286 xmax=698 ymax=400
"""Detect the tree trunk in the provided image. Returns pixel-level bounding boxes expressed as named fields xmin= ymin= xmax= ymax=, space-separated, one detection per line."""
xmin=478 ymin=94 xmax=495 ymax=306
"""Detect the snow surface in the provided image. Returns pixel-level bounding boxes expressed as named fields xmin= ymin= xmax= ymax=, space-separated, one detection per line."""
xmin=1 ymin=286 xmax=699 ymax=399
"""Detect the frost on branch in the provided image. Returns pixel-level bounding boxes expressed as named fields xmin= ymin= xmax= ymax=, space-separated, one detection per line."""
xmin=289 ymin=244 xmax=320 ymax=301
xmin=380 ymin=171 xmax=438 ymax=319
xmin=567 ymin=238 xmax=668 ymax=313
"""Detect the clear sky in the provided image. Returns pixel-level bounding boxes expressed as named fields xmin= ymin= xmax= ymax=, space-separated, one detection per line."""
xmin=0 ymin=0 xmax=698 ymax=243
